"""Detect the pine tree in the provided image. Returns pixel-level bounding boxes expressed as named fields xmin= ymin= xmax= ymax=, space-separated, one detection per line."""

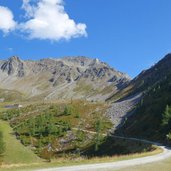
xmin=162 ymin=105 xmax=171 ymax=126
xmin=94 ymin=119 xmax=103 ymax=151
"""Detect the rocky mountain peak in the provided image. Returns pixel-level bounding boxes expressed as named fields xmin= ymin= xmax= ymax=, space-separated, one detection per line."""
xmin=9 ymin=56 xmax=21 ymax=62
xmin=1 ymin=56 xmax=24 ymax=77
xmin=0 ymin=55 xmax=131 ymax=101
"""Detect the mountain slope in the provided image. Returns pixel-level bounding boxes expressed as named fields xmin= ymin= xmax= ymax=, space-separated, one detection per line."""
xmin=107 ymin=53 xmax=171 ymax=102
xmin=0 ymin=56 xmax=130 ymax=102
xmin=115 ymin=54 xmax=171 ymax=142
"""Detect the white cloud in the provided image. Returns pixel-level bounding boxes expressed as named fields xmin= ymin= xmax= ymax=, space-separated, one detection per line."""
xmin=0 ymin=6 xmax=17 ymax=33
xmin=20 ymin=0 xmax=87 ymax=41
xmin=7 ymin=47 xmax=13 ymax=51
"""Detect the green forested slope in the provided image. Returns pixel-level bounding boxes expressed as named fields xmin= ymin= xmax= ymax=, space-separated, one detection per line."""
xmin=117 ymin=70 xmax=171 ymax=142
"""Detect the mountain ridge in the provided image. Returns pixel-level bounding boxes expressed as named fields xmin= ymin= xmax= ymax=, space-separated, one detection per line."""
xmin=0 ymin=56 xmax=130 ymax=102
xmin=107 ymin=53 xmax=171 ymax=102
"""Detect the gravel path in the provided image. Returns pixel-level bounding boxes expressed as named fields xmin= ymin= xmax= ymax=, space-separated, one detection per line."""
xmin=35 ymin=132 xmax=171 ymax=171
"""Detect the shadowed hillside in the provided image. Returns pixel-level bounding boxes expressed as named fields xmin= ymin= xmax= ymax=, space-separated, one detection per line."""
xmin=115 ymin=54 xmax=171 ymax=143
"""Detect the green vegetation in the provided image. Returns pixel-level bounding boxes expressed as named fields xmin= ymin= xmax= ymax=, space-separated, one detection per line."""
xmin=0 ymin=101 xmax=113 ymax=161
xmin=162 ymin=105 xmax=171 ymax=126
xmin=0 ymin=120 xmax=41 ymax=164
xmin=94 ymin=119 xmax=104 ymax=151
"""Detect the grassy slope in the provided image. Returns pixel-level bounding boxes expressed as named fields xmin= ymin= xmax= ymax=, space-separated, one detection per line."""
xmin=0 ymin=120 xmax=41 ymax=164
xmin=0 ymin=89 xmax=24 ymax=102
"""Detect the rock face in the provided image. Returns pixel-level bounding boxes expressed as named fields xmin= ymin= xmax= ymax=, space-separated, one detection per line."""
xmin=0 ymin=56 xmax=130 ymax=101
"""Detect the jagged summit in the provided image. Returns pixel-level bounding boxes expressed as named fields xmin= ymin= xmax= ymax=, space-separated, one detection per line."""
xmin=0 ymin=56 xmax=24 ymax=77
xmin=0 ymin=56 xmax=130 ymax=101
xmin=9 ymin=56 xmax=21 ymax=61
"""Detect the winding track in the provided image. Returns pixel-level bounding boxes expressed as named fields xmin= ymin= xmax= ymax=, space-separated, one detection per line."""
xmin=36 ymin=131 xmax=171 ymax=171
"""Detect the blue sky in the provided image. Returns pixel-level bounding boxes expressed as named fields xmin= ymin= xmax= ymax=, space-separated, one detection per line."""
xmin=0 ymin=0 xmax=171 ymax=78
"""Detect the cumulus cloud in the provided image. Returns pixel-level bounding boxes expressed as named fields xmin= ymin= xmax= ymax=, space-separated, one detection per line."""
xmin=20 ymin=0 xmax=87 ymax=41
xmin=0 ymin=6 xmax=17 ymax=33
